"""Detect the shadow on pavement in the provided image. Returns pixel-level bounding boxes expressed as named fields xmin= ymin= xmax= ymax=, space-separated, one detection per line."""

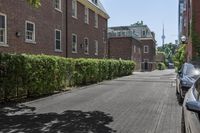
xmin=0 ymin=104 xmax=116 ymax=133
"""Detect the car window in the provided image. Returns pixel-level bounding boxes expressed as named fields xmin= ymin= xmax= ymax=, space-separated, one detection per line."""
xmin=184 ymin=64 xmax=200 ymax=77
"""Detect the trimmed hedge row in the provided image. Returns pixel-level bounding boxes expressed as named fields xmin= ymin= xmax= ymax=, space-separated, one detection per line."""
xmin=0 ymin=53 xmax=135 ymax=101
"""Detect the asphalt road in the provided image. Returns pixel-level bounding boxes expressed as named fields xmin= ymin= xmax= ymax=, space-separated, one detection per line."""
xmin=0 ymin=69 xmax=181 ymax=133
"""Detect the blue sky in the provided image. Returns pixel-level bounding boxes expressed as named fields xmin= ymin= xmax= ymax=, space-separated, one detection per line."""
xmin=101 ymin=0 xmax=178 ymax=46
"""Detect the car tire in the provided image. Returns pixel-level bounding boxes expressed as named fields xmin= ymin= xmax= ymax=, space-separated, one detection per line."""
xmin=181 ymin=109 xmax=186 ymax=133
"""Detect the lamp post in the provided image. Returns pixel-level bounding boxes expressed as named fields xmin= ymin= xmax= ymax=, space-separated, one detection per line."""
xmin=181 ymin=35 xmax=187 ymax=44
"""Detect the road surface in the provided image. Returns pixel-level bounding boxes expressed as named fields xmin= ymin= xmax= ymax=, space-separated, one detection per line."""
xmin=0 ymin=69 xmax=181 ymax=133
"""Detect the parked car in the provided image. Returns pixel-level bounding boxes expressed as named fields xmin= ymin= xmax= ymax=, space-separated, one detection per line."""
xmin=182 ymin=76 xmax=200 ymax=133
xmin=176 ymin=63 xmax=200 ymax=103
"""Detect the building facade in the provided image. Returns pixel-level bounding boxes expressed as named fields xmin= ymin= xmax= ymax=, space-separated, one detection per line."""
xmin=178 ymin=0 xmax=200 ymax=61
xmin=0 ymin=0 xmax=109 ymax=59
xmin=67 ymin=0 xmax=109 ymax=58
xmin=108 ymin=21 xmax=156 ymax=71
xmin=0 ymin=0 xmax=67 ymax=57
xmin=108 ymin=37 xmax=142 ymax=71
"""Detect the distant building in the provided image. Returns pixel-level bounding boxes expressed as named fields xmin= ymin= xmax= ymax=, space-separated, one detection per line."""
xmin=108 ymin=37 xmax=142 ymax=71
xmin=108 ymin=21 xmax=156 ymax=71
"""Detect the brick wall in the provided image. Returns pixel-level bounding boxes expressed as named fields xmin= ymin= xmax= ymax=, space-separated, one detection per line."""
xmin=0 ymin=0 xmax=66 ymax=57
xmin=67 ymin=0 xmax=108 ymax=59
xmin=108 ymin=37 xmax=146 ymax=71
xmin=140 ymin=39 xmax=156 ymax=63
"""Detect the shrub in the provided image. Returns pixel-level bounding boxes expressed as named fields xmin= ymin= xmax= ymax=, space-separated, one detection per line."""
xmin=157 ymin=62 xmax=166 ymax=70
xmin=0 ymin=53 xmax=135 ymax=101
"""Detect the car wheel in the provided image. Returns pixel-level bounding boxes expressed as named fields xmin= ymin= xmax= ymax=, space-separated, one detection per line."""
xmin=181 ymin=109 xmax=186 ymax=133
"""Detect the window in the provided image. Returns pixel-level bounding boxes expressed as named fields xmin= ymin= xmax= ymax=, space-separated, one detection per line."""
xmin=94 ymin=13 xmax=98 ymax=28
xmin=72 ymin=34 xmax=77 ymax=53
xmin=142 ymin=30 xmax=146 ymax=36
xmin=55 ymin=29 xmax=61 ymax=51
xmin=84 ymin=7 xmax=89 ymax=24
xmin=25 ymin=21 xmax=35 ymax=43
xmin=0 ymin=13 xmax=7 ymax=45
xmin=72 ymin=0 xmax=77 ymax=18
xmin=84 ymin=37 xmax=89 ymax=54
xmin=134 ymin=45 xmax=136 ymax=53
xmin=94 ymin=40 xmax=98 ymax=55
xmin=92 ymin=0 xmax=98 ymax=5
xmin=54 ymin=0 xmax=61 ymax=11
xmin=144 ymin=45 xmax=149 ymax=53
xmin=138 ymin=48 xmax=141 ymax=54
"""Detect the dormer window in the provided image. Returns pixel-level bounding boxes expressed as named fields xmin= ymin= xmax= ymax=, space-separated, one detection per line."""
xmin=92 ymin=0 xmax=98 ymax=5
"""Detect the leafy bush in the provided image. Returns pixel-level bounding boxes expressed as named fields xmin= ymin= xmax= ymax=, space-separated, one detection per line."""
xmin=157 ymin=62 xmax=166 ymax=70
xmin=0 ymin=53 xmax=135 ymax=101
xmin=173 ymin=44 xmax=186 ymax=71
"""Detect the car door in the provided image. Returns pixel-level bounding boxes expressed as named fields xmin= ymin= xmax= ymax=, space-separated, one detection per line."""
xmin=185 ymin=79 xmax=200 ymax=133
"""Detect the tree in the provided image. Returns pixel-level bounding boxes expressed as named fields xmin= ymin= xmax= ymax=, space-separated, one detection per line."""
xmin=173 ymin=44 xmax=186 ymax=71
xmin=27 ymin=0 xmax=41 ymax=7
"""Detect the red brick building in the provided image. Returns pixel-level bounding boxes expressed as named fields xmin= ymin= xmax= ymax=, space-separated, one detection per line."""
xmin=179 ymin=0 xmax=200 ymax=61
xmin=108 ymin=37 xmax=142 ymax=70
xmin=108 ymin=37 xmax=156 ymax=71
xmin=0 ymin=0 xmax=67 ymax=57
xmin=140 ymin=38 xmax=156 ymax=71
xmin=0 ymin=0 xmax=109 ymax=58
xmin=67 ymin=0 xmax=109 ymax=58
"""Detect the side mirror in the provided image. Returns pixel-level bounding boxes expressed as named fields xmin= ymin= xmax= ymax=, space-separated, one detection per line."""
xmin=186 ymin=101 xmax=200 ymax=113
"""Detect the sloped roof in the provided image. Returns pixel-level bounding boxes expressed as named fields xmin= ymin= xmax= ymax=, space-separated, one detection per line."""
xmin=88 ymin=0 xmax=108 ymax=15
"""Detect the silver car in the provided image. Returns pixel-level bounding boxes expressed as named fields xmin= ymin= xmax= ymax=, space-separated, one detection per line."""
xmin=182 ymin=76 xmax=200 ymax=133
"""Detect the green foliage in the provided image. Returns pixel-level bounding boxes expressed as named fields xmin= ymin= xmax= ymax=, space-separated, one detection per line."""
xmin=173 ymin=44 xmax=186 ymax=71
xmin=0 ymin=53 xmax=135 ymax=101
xmin=27 ymin=0 xmax=41 ymax=8
xmin=157 ymin=62 xmax=166 ymax=70
xmin=157 ymin=43 xmax=177 ymax=63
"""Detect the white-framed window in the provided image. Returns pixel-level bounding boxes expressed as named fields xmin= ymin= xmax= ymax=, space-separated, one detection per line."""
xmin=84 ymin=7 xmax=89 ymax=24
xmin=72 ymin=0 xmax=77 ymax=18
xmin=94 ymin=13 xmax=98 ymax=28
xmin=55 ymin=29 xmax=61 ymax=51
xmin=92 ymin=0 xmax=98 ymax=5
xmin=84 ymin=37 xmax=89 ymax=54
xmin=72 ymin=33 xmax=77 ymax=53
xmin=0 ymin=13 xmax=7 ymax=45
xmin=94 ymin=40 xmax=98 ymax=55
xmin=138 ymin=48 xmax=141 ymax=54
xmin=25 ymin=21 xmax=35 ymax=43
xmin=144 ymin=45 xmax=149 ymax=53
xmin=54 ymin=0 xmax=61 ymax=11
xmin=134 ymin=45 xmax=136 ymax=53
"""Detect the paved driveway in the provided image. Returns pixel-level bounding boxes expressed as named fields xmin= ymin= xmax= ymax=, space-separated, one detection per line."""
xmin=0 ymin=69 xmax=181 ymax=133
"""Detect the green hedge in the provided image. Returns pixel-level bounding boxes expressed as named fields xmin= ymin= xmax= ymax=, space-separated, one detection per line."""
xmin=0 ymin=53 xmax=135 ymax=101
xmin=157 ymin=62 xmax=166 ymax=70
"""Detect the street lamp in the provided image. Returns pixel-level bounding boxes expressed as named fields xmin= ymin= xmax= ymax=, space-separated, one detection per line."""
xmin=181 ymin=35 xmax=187 ymax=44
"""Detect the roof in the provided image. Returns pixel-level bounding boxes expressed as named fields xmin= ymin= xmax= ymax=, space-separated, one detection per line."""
xmin=109 ymin=26 xmax=130 ymax=31
xmin=88 ymin=0 xmax=109 ymax=18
